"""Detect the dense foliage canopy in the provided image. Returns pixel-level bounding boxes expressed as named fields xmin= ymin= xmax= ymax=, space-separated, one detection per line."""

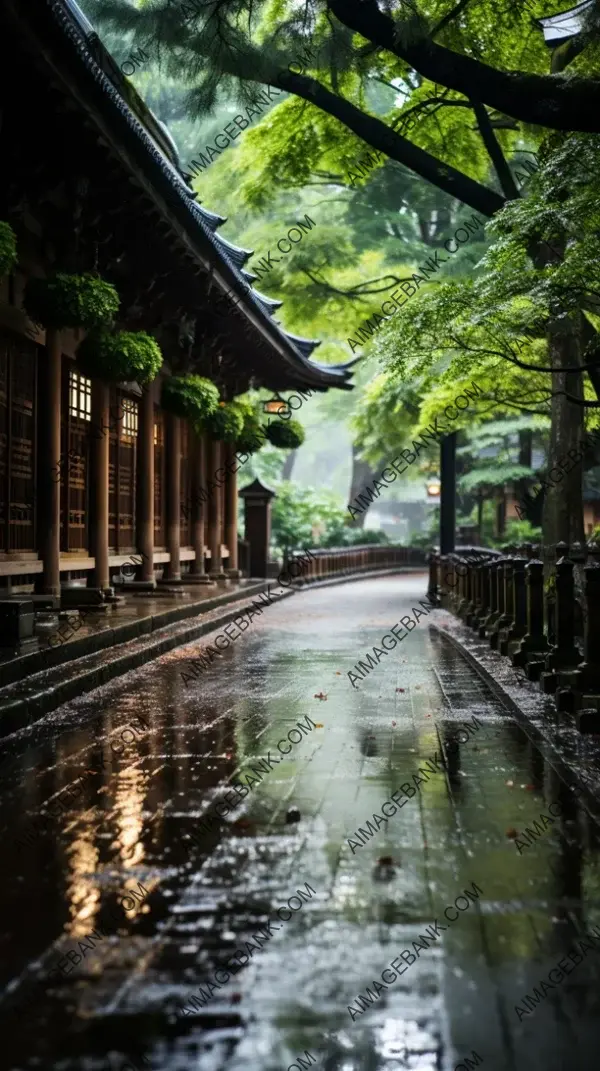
xmin=84 ymin=0 xmax=600 ymax=550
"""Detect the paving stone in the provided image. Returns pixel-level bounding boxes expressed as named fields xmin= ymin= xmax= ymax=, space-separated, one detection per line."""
xmin=0 ymin=574 xmax=599 ymax=1070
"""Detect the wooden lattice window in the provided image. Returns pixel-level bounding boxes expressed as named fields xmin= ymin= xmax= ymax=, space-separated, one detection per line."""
xmin=121 ymin=398 xmax=138 ymax=440
xmin=63 ymin=370 xmax=92 ymax=552
xmin=108 ymin=390 xmax=138 ymax=551
xmin=0 ymin=331 xmax=37 ymax=553
xmin=68 ymin=371 xmax=92 ymax=422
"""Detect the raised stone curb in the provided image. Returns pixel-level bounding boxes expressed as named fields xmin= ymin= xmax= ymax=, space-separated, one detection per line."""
xmin=428 ymin=611 xmax=600 ymax=825
xmin=0 ymin=582 xmax=292 ymax=739
xmin=0 ymin=581 xmax=271 ymax=690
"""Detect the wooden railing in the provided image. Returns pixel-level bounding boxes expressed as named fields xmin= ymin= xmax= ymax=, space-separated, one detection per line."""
xmin=288 ymin=543 xmax=427 ymax=584
xmin=428 ymin=541 xmax=600 ymax=730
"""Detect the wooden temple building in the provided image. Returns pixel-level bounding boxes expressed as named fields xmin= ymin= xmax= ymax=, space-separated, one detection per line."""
xmin=0 ymin=0 xmax=354 ymax=604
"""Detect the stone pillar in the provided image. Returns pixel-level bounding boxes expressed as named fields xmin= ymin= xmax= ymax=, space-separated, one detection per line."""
xmin=164 ymin=411 xmax=181 ymax=581
xmin=136 ymin=381 xmax=155 ymax=584
xmin=224 ymin=442 xmax=241 ymax=578
xmin=91 ymin=379 xmax=110 ymax=592
xmin=208 ymin=438 xmax=226 ymax=579
xmin=508 ymin=558 xmax=528 ymax=641
xmin=541 ymin=554 xmax=583 ymax=694
xmin=513 ymin=559 xmax=548 ymax=675
xmin=577 ymin=563 xmax=600 ymax=693
xmin=41 ymin=328 xmax=62 ymax=596
xmin=427 ymin=551 xmax=439 ymax=604
xmin=188 ymin=429 xmax=212 ymax=583
xmin=239 ymin=478 xmax=276 ymax=578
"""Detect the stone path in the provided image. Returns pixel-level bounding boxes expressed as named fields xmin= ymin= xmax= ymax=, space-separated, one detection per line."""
xmin=0 ymin=574 xmax=599 ymax=1071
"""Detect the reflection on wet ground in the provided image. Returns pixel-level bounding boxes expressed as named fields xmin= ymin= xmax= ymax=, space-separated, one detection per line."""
xmin=1 ymin=574 xmax=600 ymax=1070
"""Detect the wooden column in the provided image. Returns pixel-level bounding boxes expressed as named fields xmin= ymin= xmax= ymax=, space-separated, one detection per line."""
xmin=165 ymin=411 xmax=181 ymax=581
xmin=41 ymin=328 xmax=62 ymax=596
xmin=224 ymin=442 xmax=240 ymax=578
xmin=208 ymin=438 xmax=226 ymax=578
xmin=136 ymin=382 xmax=155 ymax=583
xmin=91 ymin=379 xmax=110 ymax=591
xmin=189 ymin=429 xmax=212 ymax=582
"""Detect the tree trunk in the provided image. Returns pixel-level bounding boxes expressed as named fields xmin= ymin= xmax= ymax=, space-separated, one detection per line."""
xmin=349 ymin=444 xmax=377 ymax=529
xmin=542 ymin=310 xmax=585 ymax=562
xmin=518 ymin=428 xmax=533 ymax=468
xmin=281 ymin=449 xmax=297 ymax=482
xmin=496 ymin=496 xmax=506 ymax=540
xmin=515 ymin=427 xmax=533 ymax=522
xmin=440 ymin=432 xmax=456 ymax=553
xmin=477 ymin=494 xmax=483 ymax=543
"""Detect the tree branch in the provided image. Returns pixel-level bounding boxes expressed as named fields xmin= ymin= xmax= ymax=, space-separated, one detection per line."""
xmin=274 ymin=70 xmax=505 ymax=217
xmin=302 ymin=268 xmax=412 ymax=300
xmin=328 ymin=0 xmax=600 ymax=132
xmin=470 ymin=99 xmax=520 ymax=201
xmin=431 ymin=0 xmax=474 ymax=39
xmin=391 ymin=94 xmax=470 ymax=132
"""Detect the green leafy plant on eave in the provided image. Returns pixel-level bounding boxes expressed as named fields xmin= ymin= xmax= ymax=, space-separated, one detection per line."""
xmin=76 ymin=329 xmax=163 ymax=384
xmin=201 ymin=401 xmax=245 ymax=442
xmin=0 ymin=222 xmax=17 ymax=278
xmin=265 ymin=419 xmax=305 ymax=449
xmin=24 ymin=272 xmax=119 ymax=330
xmin=161 ymin=375 xmax=220 ymax=422
xmin=236 ymin=406 xmax=267 ymax=454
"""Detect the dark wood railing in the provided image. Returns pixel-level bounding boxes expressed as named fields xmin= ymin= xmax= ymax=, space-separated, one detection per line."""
xmin=428 ymin=542 xmax=600 ymax=731
xmin=289 ymin=543 xmax=427 ymax=584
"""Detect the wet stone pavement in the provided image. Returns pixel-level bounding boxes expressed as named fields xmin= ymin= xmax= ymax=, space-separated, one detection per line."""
xmin=1 ymin=573 xmax=600 ymax=1071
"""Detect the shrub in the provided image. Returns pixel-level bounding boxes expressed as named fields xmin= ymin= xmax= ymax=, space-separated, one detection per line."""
xmin=201 ymin=401 xmax=245 ymax=442
xmin=0 ymin=222 xmax=17 ymax=278
xmin=265 ymin=419 xmax=305 ymax=449
xmin=161 ymin=375 xmax=219 ymax=422
xmin=270 ymin=482 xmax=353 ymax=556
xmin=237 ymin=408 xmax=267 ymax=454
xmin=24 ymin=272 xmax=119 ymax=330
xmin=76 ymin=329 xmax=163 ymax=384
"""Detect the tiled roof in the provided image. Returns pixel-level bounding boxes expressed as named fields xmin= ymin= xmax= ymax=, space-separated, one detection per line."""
xmin=40 ymin=0 xmax=353 ymax=390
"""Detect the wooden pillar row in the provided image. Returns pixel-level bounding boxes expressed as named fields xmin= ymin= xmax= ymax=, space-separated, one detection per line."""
xmin=224 ymin=441 xmax=240 ymax=578
xmin=189 ymin=428 xmax=212 ymax=582
xmin=208 ymin=438 xmax=226 ymax=579
xmin=91 ymin=379 xmax=110 ymax=591
xmin=40 ymin=328 xmax=62 ymax=596
xmin=165 ymin=411 xmax=181 ymax=581
xmin=137 ymin=382 xmax=155 ymax=584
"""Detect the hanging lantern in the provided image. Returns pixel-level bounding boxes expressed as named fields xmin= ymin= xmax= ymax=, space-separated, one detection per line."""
xmin=262 ymin=393 xmax=287 ymax=416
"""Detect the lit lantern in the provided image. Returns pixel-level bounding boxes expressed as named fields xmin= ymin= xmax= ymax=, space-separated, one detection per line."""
xmin=262 ymin=393 xmax=287 ymax=415
xmin=426 ymin=476 xmax=441 ymax=498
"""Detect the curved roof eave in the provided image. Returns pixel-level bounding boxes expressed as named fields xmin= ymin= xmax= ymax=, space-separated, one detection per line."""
xmin=42 ymin=0 xmax=354 ymax=392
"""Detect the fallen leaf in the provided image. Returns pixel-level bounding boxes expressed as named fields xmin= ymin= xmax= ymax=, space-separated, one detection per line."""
xmin=392 ymin=721 xmax=397 ymax=727
xmin=314 ymin=692 xmax=328 ymax=700
xmin=335 ymin=671 xmax=341 ymax=676
xmin=314 ymin=722 xmax=324 ymax=728
xmin=396 ymin=688 xmax=405 ymax=693
xmin=506 ymin=827 xmax=519 ymax=839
